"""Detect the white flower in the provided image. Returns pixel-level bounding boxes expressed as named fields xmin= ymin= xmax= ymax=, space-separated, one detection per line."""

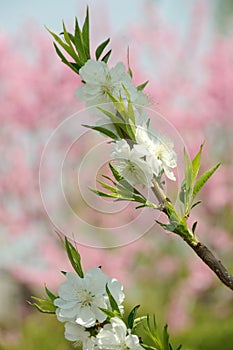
xmin=76 ymin=60 xmax=138 ymax=109
xmin=96 ymin=317 xmax=144 ymax=349
xmin=111 ymin=139 xmax=154 ymax=187
xmin=54 ymin=268 xmax=124 ymax=328
xmin=136 ymin=125 xmax=177 ymax=181
xmin=64 ymin=322 xmax=96 ymax=349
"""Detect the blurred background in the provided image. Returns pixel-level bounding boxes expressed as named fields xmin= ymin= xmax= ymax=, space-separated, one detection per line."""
xmin=0 ymin=0 xmax=233 ymax=349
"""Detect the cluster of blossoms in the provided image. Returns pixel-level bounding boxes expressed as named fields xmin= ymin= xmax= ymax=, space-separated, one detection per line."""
xmin=33 ymin=7 xmax=231 ymax=350
xmin=53 ymin=265 xmax=143 ymax=349
xmin=76 ymin=59 xmax=177 ymax=188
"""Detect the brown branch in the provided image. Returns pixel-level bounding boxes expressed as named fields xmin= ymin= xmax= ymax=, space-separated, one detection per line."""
xmin=151 ymin=178 xmax=233 ymax=291
xmin=186 ymin=240 xmax=233 ymax=291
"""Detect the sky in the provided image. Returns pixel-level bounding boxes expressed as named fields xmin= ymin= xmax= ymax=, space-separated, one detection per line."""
xmin=0 ymin=0 xmax=212 ymax=35
xmin=0 ymin=0 xmax=142 ymax=34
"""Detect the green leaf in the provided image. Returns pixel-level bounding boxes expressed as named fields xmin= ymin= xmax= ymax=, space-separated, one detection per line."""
xmin=45 ymin=285 xmax=57 ymax=301
xmin=162 ymin=324 xmax=170 ymax=350
xmin=82 ymin=124 xmax=118 ymax=140
xmin=53 ymin=43 xmax=81 ymax=73
xmin=192 ymin=143 xmax=204 ymax=180
xmin=179 ymin=148 xmax=195 ymax=214
xmin=127 ymin=46 xmax=133 ymax=78
xmin=97 ymin=107 xmax=123 ymax=124
xmin=184 ymin=148 xmax=193 ymax=199
xmin=29 ymin=297 xmax=56 ymax=314
xmin=192 ymin=163 xmax=220 ymax=199
xmin=106 ymin=284 xmax=121 ymax=315
xmin=89 ymin=187 xmax=118 ymax=199
xmin=176 ymin=345 xmax=182 ymax=350
xmin=95 ymin=38 xmax=110 ymax=60
xmin=192 ymin=221 xmax=198 ymax=234
xmin=128 ymin=304 xmax=140 ymax=329
xmin=65 ymin=237 xmax=84 ymax=278
xmin=96 ymin=179 xmax=117 ymax=193
xmin=98 ymin=307 xmax=116 ymax=319
xmin=190 ymin=200 xmax=202 ymax=210
xmin=46 ymin=27 xmax=71 ymax=53
xmin=109 ymin=163 xmax=123 ymax=182
xmin=143 ymin=315 xmax=162 ymax=349
xmin=179 ymin=180 xmax=186 ymax=205
xmin=74 ymin=17 xmax=86 ymax=63
xmin=62 ymin=21 xmax=79 ymax=61
xmin=137 ymin=80 xmax=149 ymax=91
xmin=82 ymin=6 xmax=90 ymax=58
xmin=101 ymin=49 xmax=112 ymax=63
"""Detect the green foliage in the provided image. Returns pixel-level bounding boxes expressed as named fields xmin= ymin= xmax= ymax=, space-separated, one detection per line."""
xmin=127 ymin=304 xmax=140 ymax=329
xmin=99 ymin=284 xmax=122 ymax=320
xmin=90 ymin=163 xmax=158 ymax=209
xmin=137 ymin=80 xmax=149 ymax=91
xmin=179 ymin=144 xmax=220 ymax=217
xmin=95 ymin=38 xmax=110 ymax=60
xmin=47 ymin=6 xmax=112 ymax=74
xmin=142 ymin=315 xmax=182 ymax=350
xmin=64 ymin=237 xmax=84 ymax=278
xmin=127 ymin=46 xmax=133 ymax=78
xmin=28 ymin=285 xmax=57 ymax=314
xmin=97 ymin=87 xmax=137 ymax=141
xmin=106 ymin=284 xmax=122 ymax=316
xmin=82 ymin=124 xmax=119 ymax=140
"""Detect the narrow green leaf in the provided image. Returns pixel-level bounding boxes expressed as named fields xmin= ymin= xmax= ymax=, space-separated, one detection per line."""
xmin=29 ymin=302 xmax=56 ymax=314
xmin=192 ymin=221 xmax=198 ymax=234
xmin=193 ymin=163 xmax=220 ymax=199
xmin=106 ymin=284 xmax=121 ymax=315
xmin=190 ymin=200 xmax=202 ymax=210
xmin=45 ymin=285 xmax=57 ymax=301
xmin=192 ymin=143 xmax=204 ymax=181
xmin=74 ymin=17 xmax=86 ymax=62
xmin=97 ymin=107 xmax=123 ymax=124
xmin=184 ymin=148 xmax=193 ymax=191
xmin=182 ymin=148 xmax=194 ymax=213
xmin=97 ymin=179 xmax=117 ymax=193
xmin=82 ymin=6 xmax=90 ymax=58
xmin=62 ymin=21 xmax=79 ymax=60
xmin=137 ymin=80 xmax=149 ymax=91
xmin=101 ymin=174 xmax=117 ymax=186
xmin=89 ymin=187 xmax=118 ymax=199
xmin=163 ymin=324 xmax=170 ymax=350
xmin=101 ymin=49 xmax=112 ymax=63
xmin=65 ymin=237 xmax=84 ymax=278
xmin=29 ymin=297 xmax=56 ymax=314
xmin=109 ymin=163 xmax=123 ymax=182
xmin=143 ymin=315 xmax=162 ymax=349
xmin=128 ymin=304 xmax=140 ymax=329
xmin=82 ymin=124 xmax=118 ymax=140
xmin=98 ymin=307 xmax=116 ymax=319
xmin=95 ymin=38 xmax=110 ymax=60
xmin=53 ymin=43 xmax=81 ymax=73
xmin=127 ymin=46 xmax=133 ymax=78
xmin=46 ymin=26 xmax=78 ymax=62
xmin=141 ymin=345 xmax=157 ymax=350
xmin=179 ymin=180 xmax=186 ymax=205
xmin=176 ymin=345 xmax=182 ymax=350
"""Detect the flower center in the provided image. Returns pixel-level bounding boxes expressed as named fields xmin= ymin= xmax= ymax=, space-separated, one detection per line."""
xmin=77 ymin=289 xmax=94 ymax=307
